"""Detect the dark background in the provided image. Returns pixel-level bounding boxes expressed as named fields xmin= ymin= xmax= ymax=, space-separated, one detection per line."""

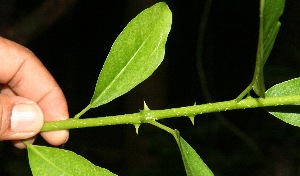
xmin=1 ymin=0 xmax=300 ymax=175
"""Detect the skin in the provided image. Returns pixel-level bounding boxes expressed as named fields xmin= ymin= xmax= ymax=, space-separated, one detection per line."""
xmin=0 ymin=37 xmax=69 ymax=148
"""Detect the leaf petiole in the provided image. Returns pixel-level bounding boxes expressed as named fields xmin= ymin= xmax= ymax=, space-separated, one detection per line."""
xmin=73 ymin=104 xmax=92 ymax=119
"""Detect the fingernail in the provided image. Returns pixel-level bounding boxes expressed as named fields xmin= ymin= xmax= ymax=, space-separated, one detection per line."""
xmin=10 ymin=103 xmax=43 ymax=132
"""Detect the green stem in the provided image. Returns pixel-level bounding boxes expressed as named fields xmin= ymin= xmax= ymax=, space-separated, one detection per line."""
xmin=42 ymin=94 xmax=300 ymax=132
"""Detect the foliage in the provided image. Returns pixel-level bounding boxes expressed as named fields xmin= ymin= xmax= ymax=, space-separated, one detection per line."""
xmin=236 ymin=0 xmax=285 ymax=101
xmin=265 ymin=77 xmax=300 ymax=126
xmin=26 ymin=142 xmax=115 ymax=176
xmin=73 ymin=1 xmax=172 ymax=119
xmin=175 ymin=131 xmax=214 ymax=176
xmin=16 ymin=0 xmax=299 ymax=175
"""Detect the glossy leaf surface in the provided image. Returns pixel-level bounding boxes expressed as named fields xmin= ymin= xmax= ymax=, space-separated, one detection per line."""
xmin=176 ymin=131 xmax=214 ymax=176
xmin=252 ymin=0 xmax=285 ymax=97
xmin=90 ymin=2 xmax=172 ymax=107
xmin=265 ymin=77 xmax=300 ymax=127
xmin=27 ymin=144 xmax=116 ymax=176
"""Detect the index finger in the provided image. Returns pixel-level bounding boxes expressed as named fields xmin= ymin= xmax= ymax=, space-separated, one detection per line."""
xmin=0 ymin=37 xmax=69 ymax=145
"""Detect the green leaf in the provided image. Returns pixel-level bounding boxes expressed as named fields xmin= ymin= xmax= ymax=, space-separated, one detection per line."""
xmin=27 ymin=144 xmax=116 ymax=176
xmin=90 ymin=2 xmax=172 ymax=107
xmin=252 ymin=0 xmax=285 ymax=97
xmin=237 ymin=0 xmax=285 ymax=101
xmin=175 ymin=131 xmax=214 ymax=176
xmin=265 ymin=77 xmax=300 ymax=127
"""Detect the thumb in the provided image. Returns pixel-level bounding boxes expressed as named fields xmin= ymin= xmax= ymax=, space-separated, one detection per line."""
xmin=0 ymin=94 xmax=44 ymax=140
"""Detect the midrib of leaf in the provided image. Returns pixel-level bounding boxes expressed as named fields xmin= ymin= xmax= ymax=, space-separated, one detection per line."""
xmin=149 ymin=34 xmax=163 ymax=58
xmin=28 ymin=145 xmax=73 ymax=176
xmin=259 ymin=0 xmax=264 ymax=65
xmin=91 ymin=23 xmax=163 ymax=107
xmin=253 ymin=0 xmax=265 ymax=96
xmin=91 ymin=35 xmax=149 ymax=106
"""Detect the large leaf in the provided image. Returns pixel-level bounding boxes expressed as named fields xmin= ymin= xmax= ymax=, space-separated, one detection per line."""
xmin=265 ymin=77 xmax=300 ymax=127
xmin=252 ymin=0 xmax=285 ymax=97
xmin=175 ymin=131 xmax=214 ymax=176
xmin=27 ymin=144 xmax=116 ymax=176
xmin=90 ymin=2 xmax=172 ymax=107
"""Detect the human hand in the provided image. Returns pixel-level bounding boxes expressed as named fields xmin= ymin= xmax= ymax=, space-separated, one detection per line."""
xmin=0 ymin=37 xmax=69 ymax=148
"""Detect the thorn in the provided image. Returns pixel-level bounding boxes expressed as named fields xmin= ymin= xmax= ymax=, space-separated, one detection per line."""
xmin=187 ymin=103 xmax=196 ymax=125
xmin=134 ymin=124 xmax=140 ymax=134
xmin=188 ymin=116 xmax=195 ymax=125
xmin=143 ymin=101 xmax=150 ymax=111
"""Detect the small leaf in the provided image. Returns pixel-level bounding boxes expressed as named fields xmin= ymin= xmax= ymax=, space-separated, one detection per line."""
xmin=265 ymin=77 xmax=300 ymax=127
xmin=252 ymin=0 xmax=285 ymax=97
xmin=27 ymin=144 xmax=116 ymax=176
xmin=90 ymin=2 xmax=172 ymax=107
xmin=175 ymin=131 xmax=214 ymax=176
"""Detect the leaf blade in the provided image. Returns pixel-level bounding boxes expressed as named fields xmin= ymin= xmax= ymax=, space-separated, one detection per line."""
xmin=265 ymin=77 xmax=300 ymax=127
xmin=90 ymin=2 xmax=172 ymax=107
xmin=175 ymin=131 xmax=214 ymax=176
xmin=27 ymin=144 xmax=116 ymax=176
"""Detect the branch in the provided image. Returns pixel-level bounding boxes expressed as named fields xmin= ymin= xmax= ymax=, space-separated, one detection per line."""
xmin=42 ymin=95 xmax=300 ymax=131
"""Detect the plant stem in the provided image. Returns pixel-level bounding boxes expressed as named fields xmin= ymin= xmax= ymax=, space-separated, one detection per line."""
xmin=42 ymin=94 xmax=300 ymax=132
